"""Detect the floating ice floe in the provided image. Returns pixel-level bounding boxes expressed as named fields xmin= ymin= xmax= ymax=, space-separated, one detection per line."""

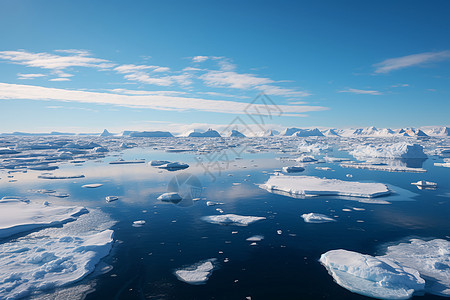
xmin=157 ymin=192 xmax=182 ymax=202
xmin=206 ymin=201 xmax=224 ymax=206
xmin=301 ymin=213 xmax=336 ymax=223
xmin=246 ymin=235 xmax=264 ymax=242
xmin=82 ymin=183 xmax=103 ymax=188
xmin=155 ymin=162 xmax=189 ymax=171
xmin=315 ymin=167 xmax=333 ymax=171
xmin=434 ymin=162 xmax=450 ymax=168
xmin=174 ymin=259 xmax=217 ymax=285
xmin=133 ymin=220 xmax=146 ymax=226
xmin=202 ymin=214 xmax=266 ymax=226
xmin=320 ymin=238 xmax=450 ymax=299
xmin=411 ymin=180 xmax=437 ymax=189
xmin=282 ymin=166 xmax=305 ymax=173
xmin=0 ymin=201 xmax=88 ymax=239
xmin=38 ymin=174 xmax=85 ymax=179
xmin=340 ymin=163 xmax=426 ymax=173
xmin=109 ymin=159 xmax=146 ymax=164
xmin=105 ymin=196 xmax=119 ymax=202
xmin=296 ymin=155 xmax=318 ymax=163
xmin=149 ymin=160 xmax=171 ymax=166
xmin=261 ymin=175 xmax=390 ymax=198
xmin=0 ymin=229 xmax=114 ymax=299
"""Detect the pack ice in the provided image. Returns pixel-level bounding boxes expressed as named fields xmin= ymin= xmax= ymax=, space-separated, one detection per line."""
xmin=261 ymin=175 xmax=390 ymax=198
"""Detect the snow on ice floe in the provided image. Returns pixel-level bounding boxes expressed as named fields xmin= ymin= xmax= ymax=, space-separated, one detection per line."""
xmin=0 ymin=229 xmax=114 ymax=299
xmin=0 ymin=201 xmax=88 ymax=239
xmin=320 ymin=238 xmax=450 ymax=299
xmin=202 ymin=214 xmax=266 ymax=226
xmin=261 ymin=175 xmax=390 ymax=198
xmin=174 ymin=259 xmax=217 ymax=285
xmin=301 ymin=213 xmax=336 ymax=223
xmin=109 ymin=159 xmax=145 ymax=164
xmin=411 ymin=180 xmax=437 ymax=190
xmin=320 ymin=249 xmax=425 ymax=299
xmin=153 ymin=161 xmax=189 ymax=171
xmin=105 ymin=196 xmax=119 ymax=202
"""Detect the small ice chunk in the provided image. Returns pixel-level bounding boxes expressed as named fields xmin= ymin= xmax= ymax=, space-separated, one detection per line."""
xmin=157 ymin=192 xmax=182 ymax=201
xmin=246 ymin=235 xmax=264 ymax=242
xmin=174 ymin=259 xmax=216 ymax=285
xmin=106 ymin=196 xmax=119 ymax=202
xmin=282 ymin=166 xmax=305 ymax=173
xmin=82 ymin=183 xmax=103 ymax=188
xmin=301 ymin=213 xmax=336 ymax=223
xmin=201 ymin=214 xmax=266 ymax=226
xmin=133 ymin=220 xmax=146 ymax=226
xmin=206 ymin=201 xmax=224 ymax=206
xmin=320 ymin=249 xmax=425 ymax=299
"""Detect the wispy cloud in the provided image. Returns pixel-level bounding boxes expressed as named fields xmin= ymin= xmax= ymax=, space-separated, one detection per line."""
xmin=373 ymin=51 xmax=450 ymax=73
xmin=49 ymin=78 xmax=71 ymax=82
xmin=192 ymin=56 xmax=209 ymax=63
xmin=17 ymin=73 xmax=46 ymax=80
xmin=339 ymin=88 xmax=382 ymax=95
xmin=0 ymin=83 xmax=328 ymax=116
xmin=0 ymin=50 xmax=115 ymax=70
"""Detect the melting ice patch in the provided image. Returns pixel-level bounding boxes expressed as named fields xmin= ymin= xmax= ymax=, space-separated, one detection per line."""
xmin=321 ymin=239 xmax=450 ymax=299
xmin=202 ymin=214 xmax=266 ymax=226
xmin=301 ymin=213 xmax=336 ymax=223
xmin=174 ymin=259 xmax=217 ymax=285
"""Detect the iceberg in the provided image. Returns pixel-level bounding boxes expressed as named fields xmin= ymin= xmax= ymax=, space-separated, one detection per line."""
xmin=129 ymin=131 xmax=173 ymax=137
xmin=0 ymin=201 xmax=88 ymax=239
xmin=105 ymin=196 xmax=119 ymax=202
xmin=340 ymin=163 xmax=427 ymax=173
xmin=246 ymin=235 xmax=264 ymax=242
xmin=155 ymin=162 xmax=189 ymax=171
xmin=320 ymin=249 xmax=425 ymax=299
xmin=261 ymin=175 xmax=390 ymax=198
xmin=202 ymin=214 xmax=266 ymax=226
xmin=174 ymin=259 xmax=217 ymax=285
xmin=187 ymin=129 xmax=221 ymax=138
xmin=301 ymin=213 xmax=336 ymax=223
xmin=411 ymin=180 xmax=437 ymax=189
xmin=149 ymin=160 xmax=171 ymax=166
xmin=296 ymin=155 xmax=318 ymax=163
xmin=350 ymin=143 xmax=427 ymax=159
xmin=38 ymin=174 xmax=85 ymax=179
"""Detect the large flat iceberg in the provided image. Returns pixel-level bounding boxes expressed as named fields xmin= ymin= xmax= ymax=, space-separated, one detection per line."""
xmin=350 ymin=143 xmax=427 ymax=159
xmin=261 ymin=175 xmax=390 ymax=198
xmin=0 ymin=201 xmax=88 ymax=239
xmin=201 ymin=214 xmax=266 ymax=226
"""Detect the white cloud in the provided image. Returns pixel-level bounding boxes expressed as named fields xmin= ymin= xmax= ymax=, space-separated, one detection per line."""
xmin=0 ymin=50 xmax=115 ymax=70
xmin=192 ymin=56 xmax=209 ymax=63
xmin=152 ymin=67 xmax=170 ymax=72
xmin=110 ymin=88 xmax=187 ymax=96
xmin=257 ymin=84 xmax=311 ymax=97
xmin=0 ymin=83 xmax=328 ymax=116
xmin=200 ymin=71 xmax=273 ymax=89
xmin=374 ymin=51 xmax=450 ymax=73
xmin=49 ymin=78 xmax=71 ymax=82
xmin=114 ymin=64 xmax=158 ymax=74
xmin=339 ymin=88 xmax=382 ymax=95
xmin=17 ymin=73 xmax=46 ymax=80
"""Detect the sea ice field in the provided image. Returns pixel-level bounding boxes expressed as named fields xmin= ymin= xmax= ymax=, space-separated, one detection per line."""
xmin=0 ymin=128 xmax=449 ymax=299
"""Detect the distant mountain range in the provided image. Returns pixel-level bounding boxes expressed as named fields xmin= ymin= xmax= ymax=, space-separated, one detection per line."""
xmin=1 ymin=126 xmax=449 ymax=137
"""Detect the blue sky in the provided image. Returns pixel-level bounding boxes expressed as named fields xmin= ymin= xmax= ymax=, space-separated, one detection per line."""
xmin=0 ymin=0 xmax=449 ymax=133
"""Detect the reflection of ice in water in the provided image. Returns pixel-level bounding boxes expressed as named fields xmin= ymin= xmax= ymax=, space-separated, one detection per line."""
xmin=167 ymin=173 xmax=202 ymax=201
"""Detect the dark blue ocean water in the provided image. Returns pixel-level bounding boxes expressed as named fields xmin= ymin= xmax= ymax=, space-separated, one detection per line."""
xmin=2 ymin=147 xmax=449 ymax=299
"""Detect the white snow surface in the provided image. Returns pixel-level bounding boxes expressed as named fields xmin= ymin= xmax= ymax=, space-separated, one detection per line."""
xmin=350 ymin=143 xmax=427 ymax=159
xmin=262 ymin=175 xmax=390 ymax=198
xmin=0 ymin=201 xmax=88 ymax=239
xmin=201 ymin=214 xmax=266 ymax=226
xmin=0 ymin=229 xmax=114 ymax=300
xmin=174 ymin=259 xmax=216 ymax=285
xmin=320 ymin=249 xmax=425 ymax=299
xmin=301 ymin=213 xmax=336 ymax=223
